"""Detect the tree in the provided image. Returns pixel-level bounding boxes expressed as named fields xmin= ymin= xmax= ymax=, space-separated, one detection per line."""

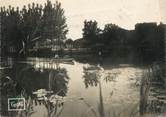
xmin=2 ymin=6 xmax=22 ymax=54
xmin=0 ymin=0 xmax=68 ymax=57
xmin=135 ymin=23 xmax=159 ymax=63
xmin=20 ymin=3 xmax=43 ymax=55
xmin=65 ymin=39 xmax=73 ymax=48
xmin=102 ymin=23 xmax=127 ymax=57
xmin=82 ymin=20 xmax=101 ymax=48
xmin=41 ymin=0 xmax=68 ymax=46
xmin=103 ymin=24 xmax=120 ymax=46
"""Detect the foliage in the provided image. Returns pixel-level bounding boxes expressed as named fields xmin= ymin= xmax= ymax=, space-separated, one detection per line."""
xmin=42 ymin=1 xmax=68 ymax=41
xmin=82 ymin=20 xmax=101 ymax=48
xmin=65 ymin=38 xmax=73 ymax=45
xmin=0 ymin=0 xmax=68 ymax=57
xmin=81 ymin=20 xmax=165 ymax=63
xmin=135 ymin=23 xmax=164 ymax=63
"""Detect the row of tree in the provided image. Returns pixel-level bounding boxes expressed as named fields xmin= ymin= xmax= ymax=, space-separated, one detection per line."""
xmin=82 ymin=20 xmax=165 ymax=63
xmin=0 ymin=0 xmax=68 ymax=56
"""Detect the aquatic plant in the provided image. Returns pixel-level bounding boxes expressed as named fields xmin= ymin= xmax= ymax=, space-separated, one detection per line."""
xmin=82 ymin=65 xmax=119 ymax=117
xmin=140 ymin=64 xmax=166 ymax=116
xmin=139 ymin=69 xmax=151 ymax=115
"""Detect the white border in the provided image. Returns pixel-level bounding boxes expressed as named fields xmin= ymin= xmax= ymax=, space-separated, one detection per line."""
xmin=8 ymin=98 xmax=25 ymax=111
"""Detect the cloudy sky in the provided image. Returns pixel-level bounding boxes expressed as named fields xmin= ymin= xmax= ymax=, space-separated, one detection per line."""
xmin=0 ymin=0 xmax=165 ymax=39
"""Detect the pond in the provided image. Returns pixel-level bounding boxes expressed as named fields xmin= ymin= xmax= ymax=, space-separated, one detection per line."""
xmin=0 ymin=57 xmax=166 ymax=117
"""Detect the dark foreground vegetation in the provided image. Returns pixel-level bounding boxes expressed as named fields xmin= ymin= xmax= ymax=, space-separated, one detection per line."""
xmin=140 ymin=64 xmax=166 ymax=116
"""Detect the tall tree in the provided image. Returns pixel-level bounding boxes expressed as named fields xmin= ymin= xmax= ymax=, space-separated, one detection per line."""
xmin=3 ymin=6 xmax=22 ymax=54
xmin=102 ymin=24 xmax=127 ymax=56
xmin=0 ymin=0 xmax=68 ymax=56
xmin=135 ymin=23 xmax=159 ymax=63
xmin=41 ymin=0 xmax=68 ymax=46
xmin=103 ymin=24 xmax=120 ymax=46
xmin=82 ymin=20 xmax=101 ymax=48
xmin=20 ymin=3 xmax=43 ymax=55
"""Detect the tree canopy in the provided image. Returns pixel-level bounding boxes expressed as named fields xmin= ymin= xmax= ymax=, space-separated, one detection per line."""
xmin=0 ymin=0 xmax=68 ymax=56
xmin=81 ymin=20 xmax=165 ymax=63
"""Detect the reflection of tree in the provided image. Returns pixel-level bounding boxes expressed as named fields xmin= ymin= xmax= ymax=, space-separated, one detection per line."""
xmin=1 ymin=67 xmax=35 ymax=117
xmin=83 ymin=65 xmax=119 ymax=88
xmin=82 ymin=65 xmax=122 ymax=117
xmin=1 ymin=69 xmax=16 ymax=116
xmin=49 ymin=68 xmax=69 ymax=96
xmin=43 ymin=68 xmax=69 ymax=117
xmin=2 ymin=61 xmax=70 ymax=96
xmin=1 ymin=62 xmax=70 ymax=117
xmin=10 ymin=64 xmax=70 ymax=97
xmin=83 ymin=65 xmax=105 ymax=117
xmin=43 ymin=95 xmax=65 ymax=117
xmin=83 ymin=68 xmax=100 ymax=88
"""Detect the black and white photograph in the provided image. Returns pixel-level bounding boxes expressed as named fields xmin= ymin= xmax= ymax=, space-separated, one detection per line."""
xmin=0 ymin=0 xmax=166 ymax=117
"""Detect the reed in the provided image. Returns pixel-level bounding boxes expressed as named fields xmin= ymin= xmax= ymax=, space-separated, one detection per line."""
xmin=139 ymin=68 xmax=151 ymax=115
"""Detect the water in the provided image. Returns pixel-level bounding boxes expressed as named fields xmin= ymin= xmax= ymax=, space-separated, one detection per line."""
xmin=0 ymin=57 xmax=166 ymax=117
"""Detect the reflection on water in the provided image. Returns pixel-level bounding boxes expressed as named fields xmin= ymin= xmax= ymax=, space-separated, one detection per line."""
xmin=145 ymin=65 xmax=166 ymax=114
xmin=82 ymin=65 xmax=121 ymax=88
xmin=1 ymin=57 xmax=166 ymax=117
xmin=1 ymin=58 xmax=70 ymax=117
xmin=1 ymin=63 xmax=69 ymax=96
xmin=83 ymin=65 xmax=101 ymax=88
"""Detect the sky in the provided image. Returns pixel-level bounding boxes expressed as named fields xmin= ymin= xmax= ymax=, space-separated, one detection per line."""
xmin=159 ymin=0 xmax=166 ymax=22
xmin=0 ymin=0 xmax=165 ymax=39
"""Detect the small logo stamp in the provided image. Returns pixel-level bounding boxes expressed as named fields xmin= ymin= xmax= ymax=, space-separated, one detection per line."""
xmin=8 ymin=98 xmax=25 ymax=111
